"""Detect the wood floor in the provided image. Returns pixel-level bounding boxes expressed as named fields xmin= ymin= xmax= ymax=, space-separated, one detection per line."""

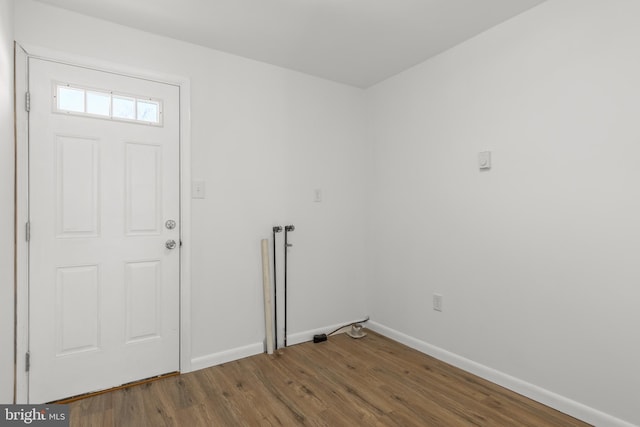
xmin=69 ymin=331 xmax=591 ymax=426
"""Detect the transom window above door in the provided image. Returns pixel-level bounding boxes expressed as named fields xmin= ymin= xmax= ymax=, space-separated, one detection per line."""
xmin=53 ymin=82 xmax=163 ymax=126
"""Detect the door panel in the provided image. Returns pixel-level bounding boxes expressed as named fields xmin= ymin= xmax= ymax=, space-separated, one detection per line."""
xmin=55 ymin=135 xmax=100 ymax=237
xmin=56 ymin=265 xmax=100 ymax=355
xmin=125 ymin=260 xmax=161 ymax=343
xmin=125 ymin=142 xmax=162 ymax=235
xmin=28 ymin=58 xmax=180 ymax=403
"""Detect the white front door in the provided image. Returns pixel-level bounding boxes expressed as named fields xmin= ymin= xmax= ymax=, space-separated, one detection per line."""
xmin=28 ymin=58 xmax=180 ymax=403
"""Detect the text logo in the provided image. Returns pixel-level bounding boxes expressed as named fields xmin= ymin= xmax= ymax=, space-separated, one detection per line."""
xmin=0 ymin=405 xmax=68 ymax=427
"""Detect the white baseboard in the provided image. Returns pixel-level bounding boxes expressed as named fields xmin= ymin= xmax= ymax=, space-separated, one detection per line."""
xmin=189 ymin=317 xmax=369 ymax=372
xmin=367 ymin=321 xmax=636 ymax=427
xmin=190 ymin=342 xmax=264 ymax=372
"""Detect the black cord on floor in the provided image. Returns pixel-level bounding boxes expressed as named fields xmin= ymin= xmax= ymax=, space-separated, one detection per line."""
xmin=327 ymin=316 xmax=370 ymax=337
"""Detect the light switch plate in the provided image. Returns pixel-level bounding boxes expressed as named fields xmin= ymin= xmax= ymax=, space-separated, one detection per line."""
xmin=479 ymin=151 xmax=491 ymax=169
xmin=192 ymin=180 xmax=205 ymax=199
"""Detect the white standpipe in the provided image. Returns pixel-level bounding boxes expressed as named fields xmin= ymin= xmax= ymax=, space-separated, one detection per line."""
xmin=261 ymin=239 xmax=275 ymax=354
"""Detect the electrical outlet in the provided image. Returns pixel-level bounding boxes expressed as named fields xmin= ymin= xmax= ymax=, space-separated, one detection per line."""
xmin=433 ymin=294 xmax=443 ymax=312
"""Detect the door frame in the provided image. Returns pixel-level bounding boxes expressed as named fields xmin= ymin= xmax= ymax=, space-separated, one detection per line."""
xmin=14 ymin=43 xmax=193 ymax=403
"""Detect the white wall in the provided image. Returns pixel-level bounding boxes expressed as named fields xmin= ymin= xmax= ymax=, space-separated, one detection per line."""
xmin=0 ymin=0 xmax=15 ymax=404
xmin=366 ymin=1 xmax=640 ymax=425
xmin=14 ymin=0 xmax=367 ymax=368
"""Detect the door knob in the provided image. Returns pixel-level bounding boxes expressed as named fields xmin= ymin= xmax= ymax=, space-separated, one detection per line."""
xmin=165 ymin=239 xmax=177 ymax=250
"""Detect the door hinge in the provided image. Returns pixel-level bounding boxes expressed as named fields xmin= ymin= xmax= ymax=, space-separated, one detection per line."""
xmin=25 ymin=221 xmax=30 ymax=242
xmin=25 ymin=92 xmax=30 ymax=112
xmin=25 ymin=352 xmax=30 ymax=372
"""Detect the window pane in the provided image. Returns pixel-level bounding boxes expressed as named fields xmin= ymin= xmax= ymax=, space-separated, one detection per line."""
xmin=54 ymin=82 xmax=162 ymax=126
xmin=58 ymin=86 xmax=85 ymax=113
xmin=136 ymin=100 xmax=159 ymax=123
xmin=113 ymin=96 xmax=135 ymax=120
xmin=86 ymin=91 xmax=110 ymax=116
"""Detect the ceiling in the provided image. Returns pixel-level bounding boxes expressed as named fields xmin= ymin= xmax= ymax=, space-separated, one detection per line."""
xmin=34 ymin=0 xmax=546 ymax=88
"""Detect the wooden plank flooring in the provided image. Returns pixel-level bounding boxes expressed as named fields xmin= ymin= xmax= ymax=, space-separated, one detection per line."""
xmin=68 ymin=331 xmax=591 ymax=426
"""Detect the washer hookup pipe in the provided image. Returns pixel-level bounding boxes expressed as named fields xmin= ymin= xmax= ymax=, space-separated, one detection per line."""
xmin=272 ymin=226 xmax=282 ymax=349
xmin=283 ymin=225 xmax=295 ymax=347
